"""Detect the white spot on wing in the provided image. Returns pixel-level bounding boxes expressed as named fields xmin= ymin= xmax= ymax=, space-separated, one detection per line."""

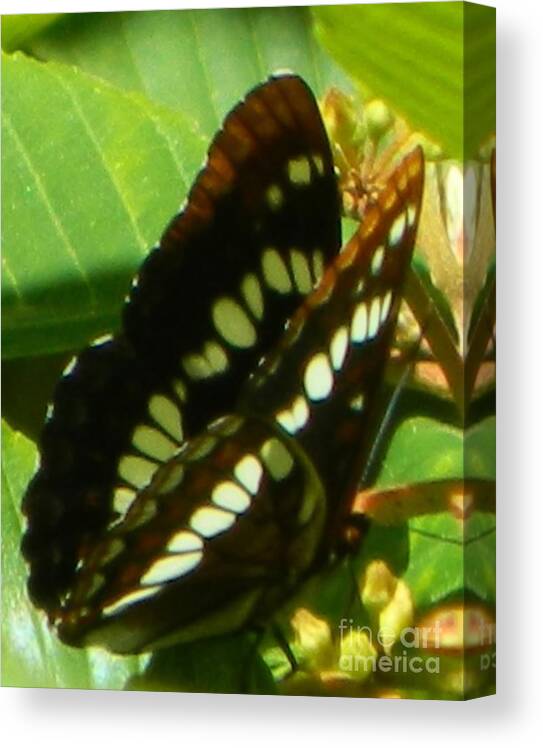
xmin=312 ymin=153 xmax=325 ymax=176
xmin=350 ymin=393 xmax=365 ymax=411
xmin=304 ymin=352 xmax=333 ymax=401
xmin=277 ymin=394 xmax=309 ymax=434
xmin=149 ymin=394 xmax=183 ymax=442
xmin=388 ymin=213 xmax=407 ymax=247
xmin=102 ymin=585 xmax=161 ymax=617
xmin=266 ymin=183 xmax=284 ymax=210
xmin=205 ymin=340 xmax=228 ymax=374
xmin=132 ymin=425 xmax=177 ymax=462
xmin=182 ymin=353 xmax=213 ymax=380
xmin=330 ymin=326 xmax=349 ymax=371
xmin=368 ymin=297 xmax=381 ymax=338
xmin=173 ymin=379 xmax=187 ymax=403
xmin=351 ymin=302 xmax=368 ymax=343
xmin=190 ymin=506 xmax=236 ymax=538
xmin=407 ymin=203 xmax=417 ymax=227
xmin=241 ymin=273 xmax=264 ymax=320
xmin=371 ymin=246 xmax=385 ymax=275
xmin=118 ymin=455 xmax=157 ymax=489
xmin=262 ymin=247 xmax=292 ymax=293
xmin=141 ymin=552 xmax=202 ymax=585
xmin=167 ymin=531 xmax=203 ymax=553
xmin=182 ymin=342 xmax=227 ymax=380
xmin=276 ymin=408 xmax=297 ymax=434
xmin=380 ymin=290 xmax=392 ymax=323
xmin=290 ymin=249 xmax=313 ymax=293
xmin=261 ymin=438 xmax=294 ymax=481
xmin=293 ymin=395 xmax=309 ymax=429
xmin=113 ymin=487 xmax=136 ymax=516
xmin=212 ymin=481 xmax=250 ymax=513
xmin=234 ymin=455 xmax=263 ymax=495
xmin=288 ymin=156 xmax=311 ymax=185
xmin=213 ymin=297 xmax=256 ymax=348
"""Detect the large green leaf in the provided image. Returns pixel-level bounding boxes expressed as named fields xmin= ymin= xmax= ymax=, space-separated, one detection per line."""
xmin=27 ymin=7 xmax=349 ymax=139
xmin=312 ymin=2 xmax=495 ymax=159
xmin=2 ymin=7 xmax=349 ymax=360
xmin=376 ymin=416 xmax=464 ymax=488
xmin=376 ymin=416 xmax=495 ymax=488
xmin=2 ymin=52 xmax=207 ymax=358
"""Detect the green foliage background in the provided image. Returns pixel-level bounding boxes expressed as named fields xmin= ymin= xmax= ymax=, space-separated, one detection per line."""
xmin=1 ymin=5 xmax=495 ymax=697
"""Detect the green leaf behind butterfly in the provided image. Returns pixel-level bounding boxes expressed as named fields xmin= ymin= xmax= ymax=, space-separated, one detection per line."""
xmin=2 ymin=52 xmax=207 ymax=359
xmin=2 ymin=7 xmax=349 ymax=360
xmin=312 ymin=2 xmax=495 ymax=159
xmin=27 ymin=8 xmax=349 ymax=140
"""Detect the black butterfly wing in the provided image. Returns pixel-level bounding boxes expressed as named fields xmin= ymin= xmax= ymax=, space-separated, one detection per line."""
xmin=22 ymin=74 xmax=340 ymax=618
xmin=124 ymin=73 xmax=340 ymax=437
xmin=56 ymin=414 xmax=327 ymax=653
xmin=53 ymin=149 xmax=424 ymax=654
xmin=241 ymin=147 xmax=425 ymax=544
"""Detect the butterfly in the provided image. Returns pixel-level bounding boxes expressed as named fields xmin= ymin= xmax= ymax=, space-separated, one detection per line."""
xmin=22 ymin=74 xmax=424 ymax=655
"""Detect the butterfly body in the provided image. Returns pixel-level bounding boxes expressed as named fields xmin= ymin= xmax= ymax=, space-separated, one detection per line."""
xmin=22 ymin=74 xmax=424 ymax=656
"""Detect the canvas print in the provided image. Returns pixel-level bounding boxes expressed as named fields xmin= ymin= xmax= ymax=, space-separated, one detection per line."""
xmin=1 ymin=2 xmax=496 ymax=700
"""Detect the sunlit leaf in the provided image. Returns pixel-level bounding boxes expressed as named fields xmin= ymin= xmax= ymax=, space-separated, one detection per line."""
xmin=376 ymin=416 xmax=495 ymax=489
xmin=28 ymin=7 xmax=350 ymax=139
xmin=312 ymin=2 xmax=495 ymax=159
xmin=2 ymin=51 xmax=207 ymax=358
xmin=3 ymin=7 xmax=350 ymax=360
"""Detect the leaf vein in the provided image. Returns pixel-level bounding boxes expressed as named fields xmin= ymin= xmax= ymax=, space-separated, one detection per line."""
xmin=245 ymin=9 xmax=266 ymax=80
xmin=2 ymin=114 xmax=96 ymax=305
xmin=138 ymin=107 xmax=190 ymax=193
xmin=50 ymin=67 xmax=149 ymax=256
xmin=189 ymin=11 xmax=221 ymax=128
xmin=1 ymin=254 xmax=23 ymax=301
